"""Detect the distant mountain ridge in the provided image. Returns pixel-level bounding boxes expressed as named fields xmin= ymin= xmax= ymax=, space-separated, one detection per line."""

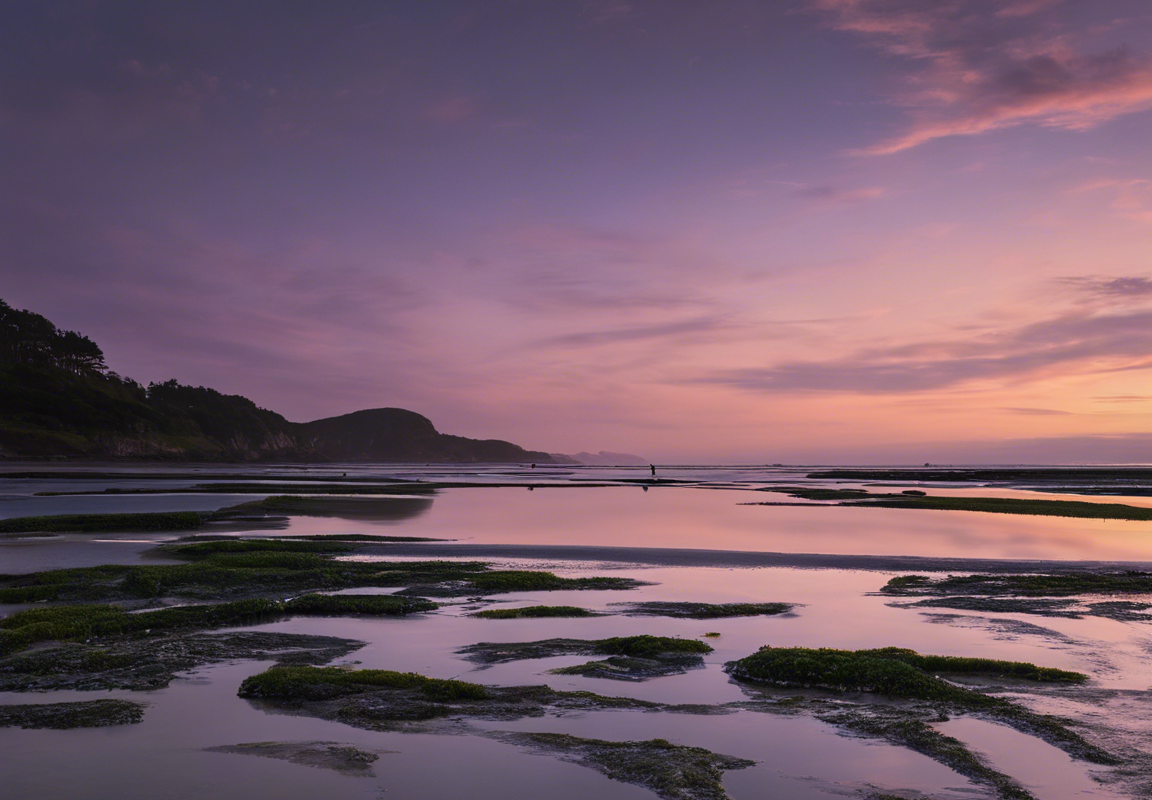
xmin=0 ymin=299 xmax=559 ymax=463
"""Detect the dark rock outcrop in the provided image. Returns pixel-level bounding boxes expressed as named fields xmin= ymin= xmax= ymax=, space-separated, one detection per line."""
xmin=301 ymin=408 xmax=556 ymax=463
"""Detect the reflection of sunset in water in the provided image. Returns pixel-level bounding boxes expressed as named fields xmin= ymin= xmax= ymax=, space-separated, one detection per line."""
xmin=271 ymin=487 xmax=1152 ymax=563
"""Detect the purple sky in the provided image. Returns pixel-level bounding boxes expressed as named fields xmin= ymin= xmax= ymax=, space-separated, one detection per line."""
xmin=4 ymin=0 xmax=1152 ymax=463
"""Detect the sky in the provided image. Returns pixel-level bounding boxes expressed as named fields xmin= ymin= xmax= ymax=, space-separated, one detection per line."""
xmin=3 ymin=0 xmax=1152 ymax=464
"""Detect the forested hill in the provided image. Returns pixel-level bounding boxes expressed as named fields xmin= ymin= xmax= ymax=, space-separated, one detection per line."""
xmin=0 ymin=299 xmax=556 ymax=463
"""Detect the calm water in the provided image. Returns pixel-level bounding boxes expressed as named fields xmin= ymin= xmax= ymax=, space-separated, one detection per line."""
xmin=1 ymin=464 xmax=1150 ymax=799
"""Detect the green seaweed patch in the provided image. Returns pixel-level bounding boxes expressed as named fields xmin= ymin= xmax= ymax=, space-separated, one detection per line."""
xmin=901 ymin=596 xmax=1083 ymax=618
xmin=728 ymin=646 xmax=972 ymax=702
xmin=596 ymin=635 xmax=712 ymax=658
xmin=467 ymin=571 xmax=638 ymax=593
xmin=459 ymin=635 xmax=712 ymax=665
xmin=0 ymin=631 xmax=364 ymax=692
xmin=726 ymin=646 xmax=1084 ymax=699
xmin=0 ymin=600 xmax=277 ymax=655
xmin=0 ymin=511 xmax=204 ymax=535
xmin=504 ymin=732 xmax=755 ymax=800
xmin=0 ymin=699 xmax=145 ymax=729
xmin=730 ymin=652 xmax=1116 ymax=776
xmin=284 ymin=533 xmax=446 ymax=543
xmin=755 ymin=489 xmax=1152 ymax=520
xmin=757 ymin=487 xmax=873 ymax=501
xmin=550 ymin=653 xmax=706 ymax=681
xmin=283 ymin=593 xmax=436 ymax=616
xmin=882 ymin=572 xmax=1152 ymax=598
xmin=0 ymin=547 xmax=631 ymax=606
xmin=236 ymin=668 xmax=716 ymax=729
xmin=883 ymin=575 xmax=931 ymax=591
xmin=0 ymin=594 xmax=433 ymax=656
xmin=617 ymin=601 xmax=794 ymax=619
xmin=864 ymin=646 xmax=1084 ymax=683
xmin=727 ymin=647 xmax=1114 ymax=768
xmin=852 ymin=495 xmax=1152 ymax=520
xmin=472 ymin=605 xmax=598 ymax=619
xmin=238 ymin=665 xmax=488 ymax=702
xmin=163 ymin=539 xmax=354 ymax=558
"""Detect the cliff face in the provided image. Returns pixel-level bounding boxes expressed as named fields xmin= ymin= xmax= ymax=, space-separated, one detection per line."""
xmin=301 ymin=408 xmax=556 ymax=463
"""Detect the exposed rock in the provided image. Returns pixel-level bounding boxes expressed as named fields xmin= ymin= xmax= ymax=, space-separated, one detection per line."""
xmin=0 ymin=699 xmax=145 ymax=729
xmin=205 ymin=741 xmax=381 ymax=774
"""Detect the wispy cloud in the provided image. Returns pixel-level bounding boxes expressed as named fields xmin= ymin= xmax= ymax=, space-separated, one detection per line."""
xmin=1093 ymin=394 xmax=1152 ymax=403
xmin=999 ymin=406 xmax=1072 ymax=415
xmin=535 ymin=315 xmax=728 ymax=348
xmin=701 ymin=308 xmax=1152 ymax=393
xmin=1059 ymin=274 xmax=1152 ymax=300
xmin=811 ymin=0 xmax=1152 ymax=154
xmin=792 ymin=184 xmax=887 ymax=206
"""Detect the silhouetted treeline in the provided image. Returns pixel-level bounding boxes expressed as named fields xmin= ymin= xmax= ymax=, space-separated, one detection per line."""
xmin=0 ymin=299 xmax=107 ymax=375
xmin=0 ymin=298 xmax=556 ymax=463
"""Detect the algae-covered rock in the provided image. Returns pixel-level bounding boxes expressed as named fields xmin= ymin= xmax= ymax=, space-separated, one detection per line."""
xmin=614 ymin=601 xmax=794 ymax=619
xmin=0 ymin=699 xmax=145 ymax=728
xmin=550 ymin=653 xmax=706 ymax=681
xmin=500 ymin=732 xmax=754 ymax=800
xmin=0 ymin=631 xmax=364 ymax=692
xmin=459 ymin=635 xmax=712 ymax=667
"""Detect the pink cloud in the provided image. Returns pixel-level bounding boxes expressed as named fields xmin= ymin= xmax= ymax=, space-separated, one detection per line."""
xmin=811 ymin=0 xmax=1152 ymax=154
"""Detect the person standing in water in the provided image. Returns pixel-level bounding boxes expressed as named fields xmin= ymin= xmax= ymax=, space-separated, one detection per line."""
xmin=649 ymin=464 xmax=656 ymax=477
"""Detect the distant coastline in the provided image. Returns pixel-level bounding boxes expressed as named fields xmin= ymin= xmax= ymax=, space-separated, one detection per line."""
xmin=0 ymin=298 xmax=566 ymax=464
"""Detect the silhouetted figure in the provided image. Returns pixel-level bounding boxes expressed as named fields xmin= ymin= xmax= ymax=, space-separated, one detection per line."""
xmin=531 ymin=463 xmax=536 ymax=469
xmin=650 ymin=464 xmax=656 ymax=477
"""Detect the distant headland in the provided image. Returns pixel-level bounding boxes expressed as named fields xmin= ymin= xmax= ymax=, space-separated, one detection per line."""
xmin=0 ymin=298 xmax=620 ymax=464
